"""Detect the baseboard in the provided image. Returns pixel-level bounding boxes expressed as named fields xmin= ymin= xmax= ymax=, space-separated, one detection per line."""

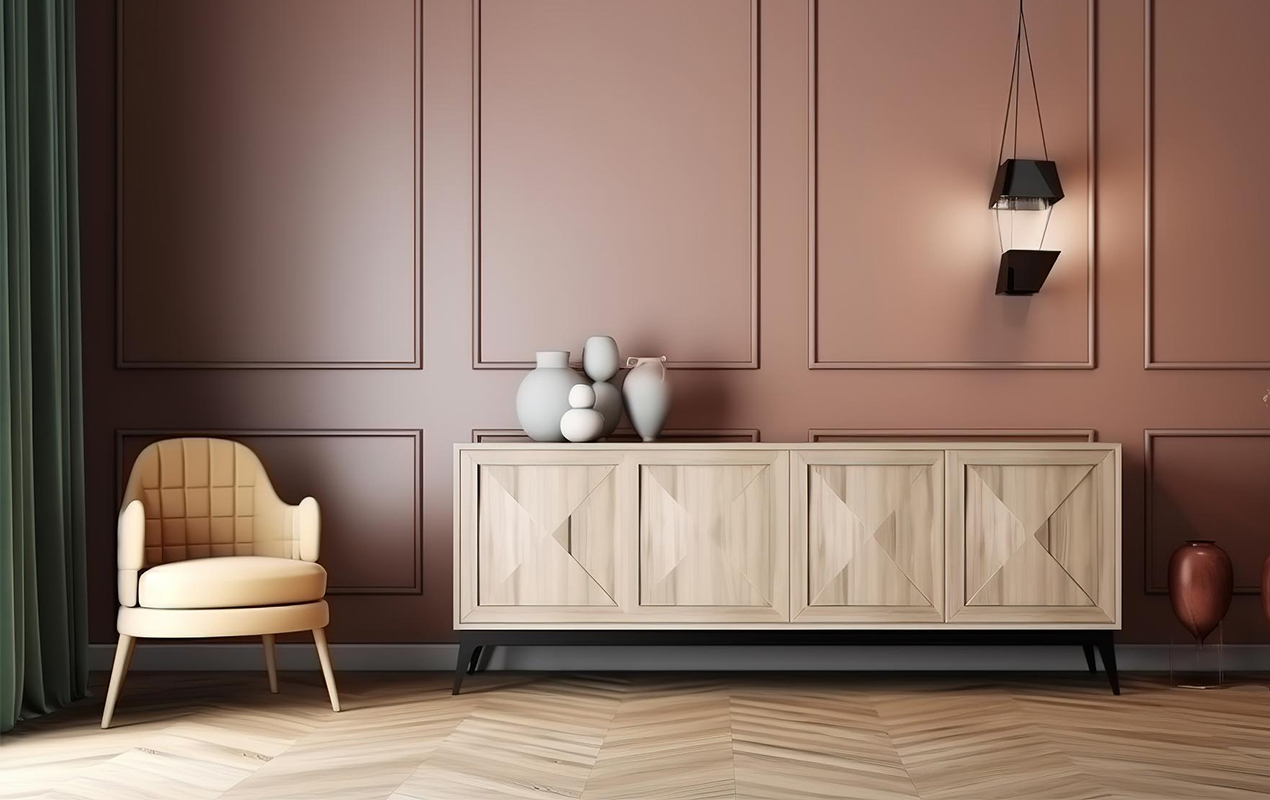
xmin=88 ymin=643 xmax=1270 ymax=673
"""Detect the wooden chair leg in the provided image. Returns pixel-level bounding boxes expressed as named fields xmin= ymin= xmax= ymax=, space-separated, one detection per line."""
xmin=101 ymin=634 xmax=137 ymax=729
xmin=312 ymin=627 xmax=340 ymax=712
xmin=262 ymin=634 xmax=279 ymax=693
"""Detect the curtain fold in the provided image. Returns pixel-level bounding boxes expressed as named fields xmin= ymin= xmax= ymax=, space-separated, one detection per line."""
xmin=2 ymin=0 xmax=88 ymax=733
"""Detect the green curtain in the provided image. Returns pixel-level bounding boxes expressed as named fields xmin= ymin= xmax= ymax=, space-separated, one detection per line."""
xmin=1 ymin=0 xmax=87 ymax=732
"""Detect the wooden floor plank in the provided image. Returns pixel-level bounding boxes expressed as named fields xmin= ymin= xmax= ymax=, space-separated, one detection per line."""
xmin=1 ymin=671 xmax=1268 ymax=800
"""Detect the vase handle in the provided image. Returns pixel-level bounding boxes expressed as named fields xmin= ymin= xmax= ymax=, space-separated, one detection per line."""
xmin=625 ymin=356 xmax=668 ymax=380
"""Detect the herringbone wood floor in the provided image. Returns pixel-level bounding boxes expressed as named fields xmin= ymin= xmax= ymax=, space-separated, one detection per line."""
xmin=2 ymin=670 xmax=1269 ymax=799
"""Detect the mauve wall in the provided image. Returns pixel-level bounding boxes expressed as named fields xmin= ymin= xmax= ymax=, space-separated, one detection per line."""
xmin=76 ymin=0 xmax=1270 ymax=646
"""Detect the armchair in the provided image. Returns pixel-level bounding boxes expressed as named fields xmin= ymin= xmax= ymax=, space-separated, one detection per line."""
xmin=102 ymin=438 xmax=340 ymax=728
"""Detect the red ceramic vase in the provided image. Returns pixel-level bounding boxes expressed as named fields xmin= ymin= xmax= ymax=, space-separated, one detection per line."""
xmin=1167 ymin=540 xmax=1233 ymax=643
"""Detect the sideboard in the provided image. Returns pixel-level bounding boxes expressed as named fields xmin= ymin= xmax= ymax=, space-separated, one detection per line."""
xmin=453 ymin=442 xmax=1122 ymax=693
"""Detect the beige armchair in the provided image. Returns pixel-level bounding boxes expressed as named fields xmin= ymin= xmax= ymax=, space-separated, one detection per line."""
xmin=102 ymin=438 xmax=340 ymax=728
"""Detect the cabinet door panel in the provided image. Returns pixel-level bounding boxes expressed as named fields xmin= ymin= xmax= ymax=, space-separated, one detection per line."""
xmin=637 ymin=451 xmax=788 ymax=621
xmin=948 ymin=449 xmax=1119 ymax=625
xmin=456 ymin=451 xmax=632 ymax=625
xmin=479 ymin=464 xmax=617 ymax=606
xmin=793 ymin=451 xmax=943 ymax=623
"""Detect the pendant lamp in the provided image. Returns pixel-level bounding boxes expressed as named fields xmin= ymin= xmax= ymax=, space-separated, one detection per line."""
xmin=991 ymin=0 xmax=1062 ymax=296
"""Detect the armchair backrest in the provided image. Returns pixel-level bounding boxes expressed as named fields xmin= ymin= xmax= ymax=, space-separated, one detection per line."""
xmin=121 ymin=438 xmax=299 ymax=567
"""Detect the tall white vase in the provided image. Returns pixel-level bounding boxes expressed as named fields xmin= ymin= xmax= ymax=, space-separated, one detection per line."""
xmin=516 ymin=351 xmax=586 ymax=442
xmin=583 ymin=336 xmax=623 ymax=438
xmin=622 ymin=356 xmax=671 ymax=442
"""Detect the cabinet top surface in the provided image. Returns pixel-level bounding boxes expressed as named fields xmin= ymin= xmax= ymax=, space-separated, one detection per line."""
xmin=456 ymin=442 xmax=1121 ymax=452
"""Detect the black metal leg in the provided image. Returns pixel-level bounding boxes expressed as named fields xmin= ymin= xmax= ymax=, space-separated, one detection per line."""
xmin=453 ymin=637 xmax=478 ymax=695
xmin=465 ymin=645 xmax=484 ymax=675
xmin=1096 ymin=634 xmax=1120 ymax=695
xmin=1082 ymin=644 xmax=1097 ymax=673
xmin=475 ymin=644 xmax=495 ymax=673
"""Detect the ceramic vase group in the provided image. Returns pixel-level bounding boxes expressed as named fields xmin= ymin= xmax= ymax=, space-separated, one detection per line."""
xmin=515 ymin=337 xmax=672 ymax=443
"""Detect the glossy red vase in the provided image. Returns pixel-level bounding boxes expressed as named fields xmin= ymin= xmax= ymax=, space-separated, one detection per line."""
xmin=1167 ymin=540 xmax=1233 ymax=643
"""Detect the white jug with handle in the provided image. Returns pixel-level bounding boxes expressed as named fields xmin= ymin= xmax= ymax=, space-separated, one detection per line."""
xmin=622 ymin=356 xmax=671 ymax=442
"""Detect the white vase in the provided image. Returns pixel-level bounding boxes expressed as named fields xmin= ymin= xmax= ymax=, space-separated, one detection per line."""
xmin=560 ymin=384 xmax=605 ymax=443
xmin=583 ymin=336 xmax=623 ymax=438
xmin=622 ymin=356 xmax=670 ymax=442
xmin=516 ymin=351 xmax=586 ymax=442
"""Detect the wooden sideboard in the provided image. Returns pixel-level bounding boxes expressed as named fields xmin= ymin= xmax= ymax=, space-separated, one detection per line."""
xmin=452 ymin=442 xmax=1122 ymax=691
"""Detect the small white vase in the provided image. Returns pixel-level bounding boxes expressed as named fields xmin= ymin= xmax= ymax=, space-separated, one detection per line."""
xmin=582 ymin=336 xmax=620 ymax=382
xmin=516 ymin=351 xmax=586 ymax=442
xmin=583 ymin=336 xmax=623 ymax=438
xmin=560 ymin=385 xmax=605 ymax=443
xmin=622 ymin=356 xmax=670 ymax=442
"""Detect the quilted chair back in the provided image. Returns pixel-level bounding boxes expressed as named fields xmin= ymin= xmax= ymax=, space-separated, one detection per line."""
xmin=121 ymin=438 xmax=298 ymax=567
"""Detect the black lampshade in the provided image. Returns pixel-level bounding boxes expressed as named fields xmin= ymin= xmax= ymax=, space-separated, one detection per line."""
xmin=989 ymin=159 xmax=1064 ymax=210
xmin=996 ymin=249 xmax=1059 ymax=295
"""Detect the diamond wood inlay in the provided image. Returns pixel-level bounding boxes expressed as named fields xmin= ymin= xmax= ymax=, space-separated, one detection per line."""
xmin=478 ymin=464 xmax=618 ymax=607
xmin=964 ymin=464 xmax=1101 ymax=609
xmin=809 ymin=464 xmax=936 ymax=608
xmin=640 ymin=464 xmax=775 ymax=608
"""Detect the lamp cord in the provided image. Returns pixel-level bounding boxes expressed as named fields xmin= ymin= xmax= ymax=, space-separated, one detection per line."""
xmin=996 ymin=0 xmax=1050 ymax=168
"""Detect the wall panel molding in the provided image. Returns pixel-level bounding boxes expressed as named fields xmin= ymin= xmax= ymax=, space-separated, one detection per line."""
xmin=116 ymin=428 xmax=423 ymax=595
xmin=1144 ymin=429 xmax=1270 ymax=594
xmin=470 ymin=0 xmax=760 ymax=370
xmin=116 ymin=0 xmax=422 ymax=369
xmin=1142 ymin=0 xmax=1270 ymax=369
xmin=807 ymin=0 xmax=1096 ymax=369
xmin=473 ymin=428 xmax=761 ymax=444
xmin=809 ymin=428 xmax=1096 ymax=443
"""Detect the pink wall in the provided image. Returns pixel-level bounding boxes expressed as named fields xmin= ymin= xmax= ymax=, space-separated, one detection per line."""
xmin=77 ymin=0 xmax=1270 ymax=645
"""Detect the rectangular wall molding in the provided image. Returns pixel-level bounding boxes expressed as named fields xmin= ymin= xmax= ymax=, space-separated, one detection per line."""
xmin=807 ymin=0 xmax=1096 ymax=369
xmin=1142 ymin=0 xmax=1270 ymax=369
xmin=116 ymin=0 xmax=422 ymax=369
xmin=470 ymin=0 xmax=760 ymax=370
xmin=116 ymin=428 xmax=424 ymax=595
xmin=1144 ymin=429 xmax=1270 ymax=594
xmin=809 ymin=428 xmax=1097 ymax=443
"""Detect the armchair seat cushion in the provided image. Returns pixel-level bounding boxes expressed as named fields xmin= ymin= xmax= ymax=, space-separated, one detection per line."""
xmin=137 ymin=556 xmax=327 ymax=610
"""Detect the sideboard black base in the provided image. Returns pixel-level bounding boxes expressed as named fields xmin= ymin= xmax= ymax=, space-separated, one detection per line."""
xmin=452 ymin=629 xmax=1120 ymax=696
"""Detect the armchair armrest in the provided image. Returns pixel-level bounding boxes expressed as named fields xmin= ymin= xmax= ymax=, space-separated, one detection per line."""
xmin=117 ymin=500 xmax=145 ymax=607
xmin=295 ymin=496 xmax=320 ymax=562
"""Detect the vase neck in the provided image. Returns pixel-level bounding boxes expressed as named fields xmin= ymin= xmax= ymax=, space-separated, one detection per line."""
xmin=535 ymin=351 xmax=570 ymax=369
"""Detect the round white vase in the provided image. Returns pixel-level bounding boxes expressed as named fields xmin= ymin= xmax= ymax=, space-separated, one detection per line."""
xmin=583 ymin=336 xmax=623 ymax=438
xmin=622 ymin=356 xmax=671 ymax=442
xmin=516 ymin=351 xmax=587 ymax=442
xmin=560 ymin=384 xmax=605 ymax=443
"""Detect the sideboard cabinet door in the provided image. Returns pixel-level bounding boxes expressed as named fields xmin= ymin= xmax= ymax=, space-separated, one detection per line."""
xmin=947 ymin=448 xmax=1120 ymax=625
xmin=456 ymin=450 xmax=632 ymax=625
xmin=791 ymin=450 xmax=944 ymax=623
xmin=636 ymin=450 xmax=789 ymax=622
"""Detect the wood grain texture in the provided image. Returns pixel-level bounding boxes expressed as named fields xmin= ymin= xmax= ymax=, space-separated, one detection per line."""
xmin=5 ymin=671 xmax=1270 ymax=800
xmin=948 ymin=449 xmax=1120 ymax=626
xmin=792 ymin=451 xmax=944 ymax=623
xmin=640 ymin=461 xmax=780 ymax=609
xmin=457 ymin=444 xmax=1118 ymax=629
xmin=478 ymin=464 xmax=619 ymax=607
xmin=457 ymin=451 xmax=634 ymax=626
